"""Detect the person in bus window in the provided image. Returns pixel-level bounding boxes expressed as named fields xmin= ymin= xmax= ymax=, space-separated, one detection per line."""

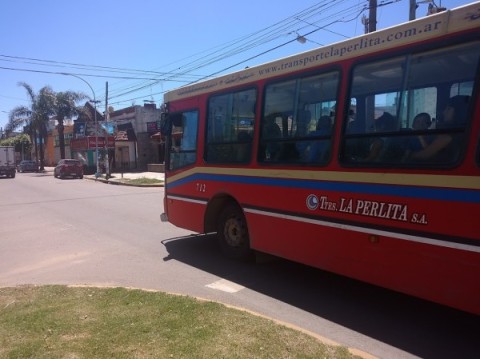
xmin=346 ymin=109 xmax=356 ymax=132
xmin=262 ymin=113 xmax=282 ymax=160
xmin=263 ymin=114 xmax=282 ymax=137
xmin=303 ymin=115 xmax=332 ymax=162
xmin=294 ymin=114 xmax=310 ymax=160
xmin=408 ymin=112 xmax=433 ymax=150
xmin=364 ymin=112 xmax=396 ymax=161
xmin=411 ymin=95 xmax=469 ymax=161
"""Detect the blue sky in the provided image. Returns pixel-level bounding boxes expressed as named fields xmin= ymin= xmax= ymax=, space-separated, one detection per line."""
xmin=0 ymin=0 xmax=473 ymax=131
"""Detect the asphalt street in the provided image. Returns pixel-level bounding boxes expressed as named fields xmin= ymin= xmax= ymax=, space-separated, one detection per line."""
xmin=1 ymin=171 xmax=479 ymax=359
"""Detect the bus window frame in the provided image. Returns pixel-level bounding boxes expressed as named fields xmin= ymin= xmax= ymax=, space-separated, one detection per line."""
xmin=258 ymin=66 xmax=342 ymax=166
xmin=166 ymin=108 xmax=200 ymax=171
xmin=340 ymin=38 xmax=480 ymax=169
xmin=204 ymin=86 xmax=257 ymax=165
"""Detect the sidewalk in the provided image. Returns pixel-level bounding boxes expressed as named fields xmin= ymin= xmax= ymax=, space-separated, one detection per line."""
xmin=43 ymin=167 xmax=165 ymax=187
xmin=86 ymin=171 xmax=165 ymax=187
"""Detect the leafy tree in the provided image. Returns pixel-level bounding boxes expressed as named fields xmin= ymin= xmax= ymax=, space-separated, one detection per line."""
xmin=7 ymin=82 xmax=55 ymax=170
xmin=54 ymin=91 xmax=87 ymax=159
xmin=0 ymin=134 xmax=32 ymax=159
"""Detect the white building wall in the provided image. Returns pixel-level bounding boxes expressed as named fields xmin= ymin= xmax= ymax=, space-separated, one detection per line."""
xmin=108 ymin=105 xmax=161 ymax=170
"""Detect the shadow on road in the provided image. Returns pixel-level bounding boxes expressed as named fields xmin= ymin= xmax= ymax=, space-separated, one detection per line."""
xmin=163 ymin=234 xmax=479 ymax=359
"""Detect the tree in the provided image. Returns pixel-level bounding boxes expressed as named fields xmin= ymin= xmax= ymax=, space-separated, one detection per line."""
xmin=0 ymin=133 xmax=32 ymax=159
xmin=7 ymin=82 xmax=55 ymax=170
xmin=54 ymin=91 xmax=87 ymax=159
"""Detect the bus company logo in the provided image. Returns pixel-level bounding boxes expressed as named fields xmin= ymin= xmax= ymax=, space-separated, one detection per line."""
xmin=306 ymin=194 xmax=319 ymax=211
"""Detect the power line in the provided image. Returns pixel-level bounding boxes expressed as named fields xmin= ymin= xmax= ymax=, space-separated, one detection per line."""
xmin=1 ymin=0 xmax=382 ymax=108
xmin=0 ymin=66 xmax=194 ymax=82
xmin=108 ymin=2 xmax=370 ymax=106
xmin=0 ymin=54 xmax=204 ymax=79
xmin=109 ymin=0 xmax=365 ymax=101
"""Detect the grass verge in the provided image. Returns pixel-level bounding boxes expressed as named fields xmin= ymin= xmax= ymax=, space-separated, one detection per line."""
xmin=0 ymin=285 xmax=361 ymax=359
xmin=121 ymin=177 xmax=163 ymax=185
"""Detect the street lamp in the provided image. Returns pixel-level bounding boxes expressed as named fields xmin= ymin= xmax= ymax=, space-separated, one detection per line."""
xmin=296 ymin=34 xmax=307 ymax=44
xmin=61 ymin=73 xmax=100 ymax=176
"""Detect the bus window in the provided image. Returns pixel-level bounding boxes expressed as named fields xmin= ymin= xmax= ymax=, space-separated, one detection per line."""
xmin=260 ymin=71 xmax=339 ymax=164
xmin=451 ymin=81 xmax=474 ymax=98
xmin=342 ymin=41 xmax=480 ymax=166
xmin=205 ymin=88 xmax=256 ymax=163
xmin=169 ymin=110 xmax=199 ymax=170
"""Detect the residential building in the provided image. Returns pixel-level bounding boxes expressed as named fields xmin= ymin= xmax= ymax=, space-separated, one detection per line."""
xmin=109 ymin=103 xmax=163 ymax=171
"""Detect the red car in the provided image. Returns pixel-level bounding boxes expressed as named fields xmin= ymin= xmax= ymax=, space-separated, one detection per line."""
xmin=54 ymin=159 xmax=84 ymax=179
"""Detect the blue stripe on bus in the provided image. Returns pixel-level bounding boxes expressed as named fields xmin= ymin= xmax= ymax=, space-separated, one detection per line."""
xmin=167 ymin=172 xmax=480 ymax=203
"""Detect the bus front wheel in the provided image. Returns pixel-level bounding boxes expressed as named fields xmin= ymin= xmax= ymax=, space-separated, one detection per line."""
xmin=217 ymin=204 xmax=252 ymax=260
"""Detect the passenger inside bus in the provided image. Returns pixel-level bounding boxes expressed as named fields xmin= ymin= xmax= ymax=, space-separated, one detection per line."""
xmin=294 ymin=111 xmax=311 ymax=160
xmin=261 ymin=113 xmax=282 ymax=160
xmin=406 ymin=112 xmax=433 ymax=149
xmin=301 ymin=115 xmax=332 ymax=162
xmin=346 ymin=109 xmax=356 ymax=132
xmin=411 ymin=95 xmax=469 ymax=161
xmin=364 ymin=112 xmax=397 ymax=161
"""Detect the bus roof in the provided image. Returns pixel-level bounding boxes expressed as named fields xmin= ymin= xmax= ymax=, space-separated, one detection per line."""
xmin=164 ymin=2 xmax=480 ymax=103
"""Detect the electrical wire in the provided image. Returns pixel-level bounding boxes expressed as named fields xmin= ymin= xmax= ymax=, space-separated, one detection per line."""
xmin=108 ymin=1 xmax=370 ymax=104
xmin=1 ymin=0 xmax=396 ymax=107
xmin=108 ymin=0 xmax=368 ymax=103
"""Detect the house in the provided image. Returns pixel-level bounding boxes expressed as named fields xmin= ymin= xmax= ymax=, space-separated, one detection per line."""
xmin=45 ymin=121 xmax=75 ymax=166
xmin=69 ymin=102 xmax=112 ymax=173
xmin=108 ymin=103 xmax=163 ymax=171
xmin=49 ymin=102 xmax=164 ymax=173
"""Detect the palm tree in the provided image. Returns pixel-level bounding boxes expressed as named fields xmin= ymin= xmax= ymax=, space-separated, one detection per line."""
xmin=54 ymin=91 xmax=87 ymax=159
xmin=7 ymin=82 xmax=55 ymax=170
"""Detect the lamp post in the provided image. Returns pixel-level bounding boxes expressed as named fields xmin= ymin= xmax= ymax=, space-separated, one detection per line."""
xmin=61 ymin=73 xmax=100 ymax=176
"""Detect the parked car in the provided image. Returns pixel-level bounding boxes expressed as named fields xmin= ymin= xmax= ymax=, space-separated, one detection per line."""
xmin=17 ymin=160 xmax=39 ymax=173
xmin=54 ymin=159 xmax=84 ymax=179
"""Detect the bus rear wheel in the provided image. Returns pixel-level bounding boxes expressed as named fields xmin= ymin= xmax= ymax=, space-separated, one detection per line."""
xmin=217 ymin=204 xmax=252 ymax=260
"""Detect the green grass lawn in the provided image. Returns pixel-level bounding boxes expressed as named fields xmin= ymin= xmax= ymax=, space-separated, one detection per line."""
xmin=0 ymin=285 xmax=362 ymax=359
xmin=121 ymin=177 xmax=163 ymax=185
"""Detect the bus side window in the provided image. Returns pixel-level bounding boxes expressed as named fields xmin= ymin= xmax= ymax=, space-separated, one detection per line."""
xmin=261 ymin=71 xmax=339 ymax=165
xmin=342 ymin=41 xmax=480 ymax=167
xmin=235 ymin=131 xmax=252 ymax=162
xmin=169 ymin=110 xmax=199 ymax=170
xmin=206 ymin=88 xmax=256 ymax=164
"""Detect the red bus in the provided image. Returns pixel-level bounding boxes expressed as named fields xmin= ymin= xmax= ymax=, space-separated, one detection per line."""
xmin=160 ymin=2 xmax=480 ymax=315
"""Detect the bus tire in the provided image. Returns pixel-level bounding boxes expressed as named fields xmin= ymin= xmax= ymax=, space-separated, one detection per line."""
xmin=217 ymin=204 xmax=252 ymax=260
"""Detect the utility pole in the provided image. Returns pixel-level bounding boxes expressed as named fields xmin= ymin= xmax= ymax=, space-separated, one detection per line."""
xmin=410 ymin=0 xmax=417 ymax=20
xmin=362 ymin=0 xmax=377 ymax=34
xmin=104 ymin=82 xmax=110 ymax=179
xmin=368 ymin=0 xmax=377 ymax=33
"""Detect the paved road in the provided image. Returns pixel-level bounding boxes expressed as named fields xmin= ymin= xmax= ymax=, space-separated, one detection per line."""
xmin=1 ymin=172 xmax=479 ymax=359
